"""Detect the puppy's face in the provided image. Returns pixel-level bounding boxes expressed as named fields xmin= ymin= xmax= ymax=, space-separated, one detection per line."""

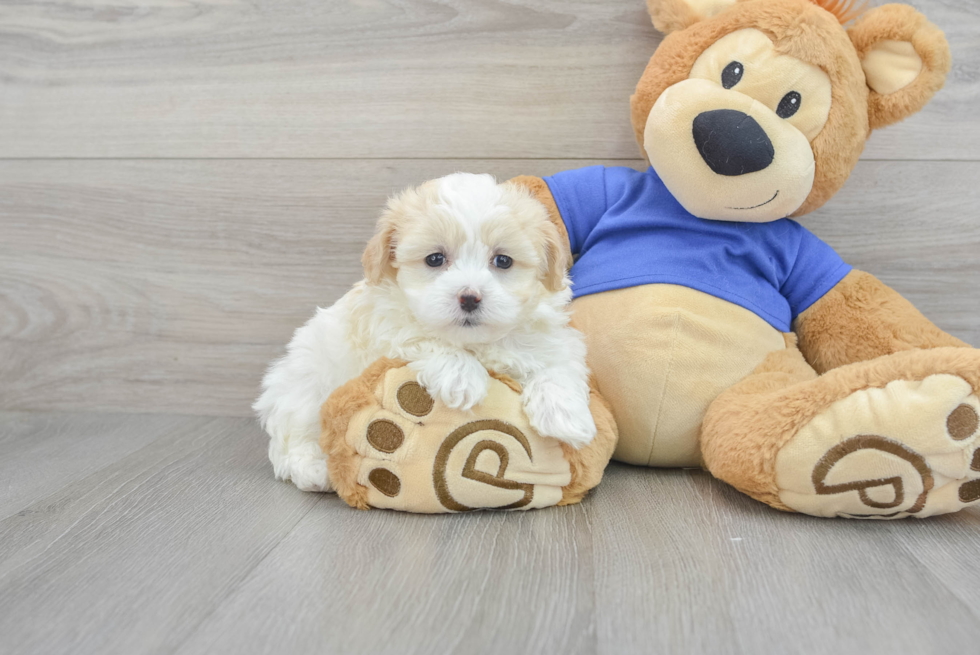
xmin=362 ymin=173 xmax=568 ymax=345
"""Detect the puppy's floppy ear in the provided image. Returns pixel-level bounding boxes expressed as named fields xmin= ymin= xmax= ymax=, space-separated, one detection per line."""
xmin=848 ymin=4 xmax=951 ymax=131
xmin=361 ymin=211 xmax=398 ymax=285
xmin=541 ymin=218 xmax=571 ymax=293
xmin=645 ymin=0 xmax=737 ymax=34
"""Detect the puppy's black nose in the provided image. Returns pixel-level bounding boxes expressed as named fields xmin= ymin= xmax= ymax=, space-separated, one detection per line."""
xmin=459 ymin=294 xmax=481 ymax=313
xmin=692 ymin=109 xmax=774 ymax=176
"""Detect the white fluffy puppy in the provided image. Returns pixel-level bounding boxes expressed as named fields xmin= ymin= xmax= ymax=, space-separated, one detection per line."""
xmin=254 ymin=173 xmax=596 ymax=492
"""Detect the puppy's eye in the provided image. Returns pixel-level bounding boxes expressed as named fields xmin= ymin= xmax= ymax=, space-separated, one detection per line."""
xmin=425 ymin=253 xmax=445 ymax=267
xmin=722 ymin=61 xmax=743 ymax=89
xmin=776 ymin=91 xmax=802 ymax=119
xmin=493 ymin=255 xmax=513 ymax=269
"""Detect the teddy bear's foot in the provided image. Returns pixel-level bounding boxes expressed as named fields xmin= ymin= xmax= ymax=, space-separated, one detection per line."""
xmin=320 ymin=359 xmax=615 ymax=513
xmin=776 ymin=374 xmax=980 ymax=519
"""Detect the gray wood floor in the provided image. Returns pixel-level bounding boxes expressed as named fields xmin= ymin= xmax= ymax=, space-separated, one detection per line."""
xmin=4 ymin=412 xmax=980 ymax=655
xmin=1 ymin=1 xmax=979 ymax=653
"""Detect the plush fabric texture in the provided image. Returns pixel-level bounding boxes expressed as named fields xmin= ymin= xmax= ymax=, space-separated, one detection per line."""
xmin=500 ymin=0 xmax=972 ymax=520
xmin=321 ymin=357 xmax=396 ymax=509
xmin=646 ymin=0 xmax=738 ymax=34
xmin=807 ymin=0 xmax=868 ymax=25
xmin=511 ymin=166 xmax=979 ymax=518
xmin=571 ymin=283 xmax=785 ymax=466
xmin=633 ymin=1 xmax=951 ymax=217
xmin=644 ymin=28 xmax=832 ymax=221
xmin=631 ymin=0 xmax=871 ymax=217
xmin=543 ymin=165 xmax=851 ymax=330
xmin=702 ymin=342 xmax=980 ymax=516
xmin=861 ymin=40 xmax=922 ymax=96
xmin=775 ymin=374 xmax=980 ymax=518
xmin=321 ymin=359 xmax=616 ymax=512
xmin=848 ymin=3 xmax=951 ymax=131
xmin=795 ymin=270 xmax=970 ymax=374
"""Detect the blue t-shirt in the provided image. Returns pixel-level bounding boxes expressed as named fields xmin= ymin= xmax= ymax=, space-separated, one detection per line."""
xmin=543 ymin=165 xmax=851 ymax=332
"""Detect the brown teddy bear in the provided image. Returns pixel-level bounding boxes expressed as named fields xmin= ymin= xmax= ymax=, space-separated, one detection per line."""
xmin=324 ymin=0 xmax=980 ymax=518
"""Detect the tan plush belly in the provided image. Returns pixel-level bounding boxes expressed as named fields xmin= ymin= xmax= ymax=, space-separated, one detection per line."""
xmin=571 ymin=284 xmax=786 ymax=467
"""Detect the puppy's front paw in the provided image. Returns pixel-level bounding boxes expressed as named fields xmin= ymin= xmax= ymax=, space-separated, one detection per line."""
xmin=410 ymin=353 xmax=489 ymax=410
xmin=523 ymin=376 xmax=597 ymax=449
xmin=288 ymin=453 xmax=333 ymax=492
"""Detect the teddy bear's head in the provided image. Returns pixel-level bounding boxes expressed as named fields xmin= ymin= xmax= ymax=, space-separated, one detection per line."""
xmin=632 ymin=0 xmax=950 ymax=221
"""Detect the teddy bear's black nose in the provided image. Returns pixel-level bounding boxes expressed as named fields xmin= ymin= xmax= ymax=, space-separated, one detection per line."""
xmin=692 ymin=109 xmax=774 ymax=176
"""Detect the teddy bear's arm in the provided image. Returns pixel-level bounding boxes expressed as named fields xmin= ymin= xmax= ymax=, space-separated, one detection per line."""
xmin=508 ymin=175 xmax=573 ymax=265
xmin=794 ymin=270 xmax=970 ymax=374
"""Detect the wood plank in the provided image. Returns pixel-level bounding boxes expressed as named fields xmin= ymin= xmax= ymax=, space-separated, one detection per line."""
xmin=0 ymin=413 xmax=319 ymax=655
xmin=1 ymin=158 xmax=977 ymax=417
xmin=0 ymin=413 xmax=978 ymax=654
xmin=175 ymin=490 xmax=595 ymax=655
xmin=588 ymin=464 xmax=980 ymax=654
xmin=0 ymin=0 xmax=975 ymax=160
xmin=0 ymin=411 xmax=213 ymax=519
xmin=888 ymin=509 xmax=980 ymax=622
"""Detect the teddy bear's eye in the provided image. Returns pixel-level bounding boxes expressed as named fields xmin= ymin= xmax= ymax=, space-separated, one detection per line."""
xmin=777 ymin=91 xmax=802 ymax=119
xmin=425 ymin=253 xmax=446 ymax=267
xmin=721 ymin=61 xmax=743 ymax=89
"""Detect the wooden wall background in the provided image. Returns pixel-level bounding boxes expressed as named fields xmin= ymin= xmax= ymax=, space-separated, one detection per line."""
xmin=2 ymin=0 xmax=978 ymax=417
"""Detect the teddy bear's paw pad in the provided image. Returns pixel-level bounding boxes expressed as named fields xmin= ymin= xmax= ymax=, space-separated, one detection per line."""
xmin=365 ymin=419 xmax=405 ymax=453
xmin=342 ymin=365 xmax=572 ymax=513
xmin=774 ymin=374 xmax=980 ymax=519
xmin=366 ymin=467 xmax=401 ymax=497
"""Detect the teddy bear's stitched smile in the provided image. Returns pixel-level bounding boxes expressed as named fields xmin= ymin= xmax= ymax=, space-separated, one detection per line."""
xmin=728 ymin=190 xmax=779 ymax=210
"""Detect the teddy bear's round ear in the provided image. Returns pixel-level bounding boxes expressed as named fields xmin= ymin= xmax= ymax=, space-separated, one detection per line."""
xmin=645 ymin=0 xmax=738 ymax=34
xmin=848 ymin=4 xmax=951 ymax=131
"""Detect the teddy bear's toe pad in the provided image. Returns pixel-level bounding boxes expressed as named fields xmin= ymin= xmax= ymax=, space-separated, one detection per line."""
xmin=330 ymin=364 xmax=574 ymax=513
xmin=775 ymin=374 xmax=980 ymax=519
